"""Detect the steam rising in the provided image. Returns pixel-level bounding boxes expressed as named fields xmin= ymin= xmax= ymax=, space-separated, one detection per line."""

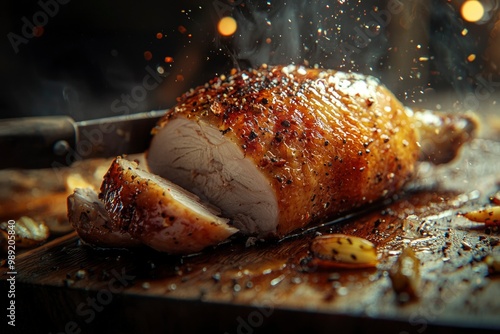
xmin=221 ymin=0 xmax=493 ymax=108
xmin=228 ymin=0 xmax=389 ymax=74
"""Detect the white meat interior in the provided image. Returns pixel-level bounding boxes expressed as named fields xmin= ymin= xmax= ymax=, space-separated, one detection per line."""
xmin=147 ymin=117 xmax=278 ymax=235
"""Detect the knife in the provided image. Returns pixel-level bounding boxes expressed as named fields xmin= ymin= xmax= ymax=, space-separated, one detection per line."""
xmin=1 ymin=110 xmax=166 ymax=169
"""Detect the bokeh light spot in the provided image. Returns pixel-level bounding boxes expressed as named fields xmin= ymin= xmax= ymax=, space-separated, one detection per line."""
xmin=33 ymin=26 xmax=44 ymax=37
xmin=144 ymin=51 xmax=153 ymax=61
xmin=218 ymin=16 xmax=237 ymax=37
xmin=461 ymin=1 xmax=484 ymax=22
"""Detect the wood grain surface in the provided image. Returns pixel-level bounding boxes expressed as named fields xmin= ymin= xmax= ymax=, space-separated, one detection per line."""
xmin=1 ymin=138 xmax=500 ymax=334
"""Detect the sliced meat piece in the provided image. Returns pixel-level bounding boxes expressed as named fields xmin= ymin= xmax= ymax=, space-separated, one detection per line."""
xmin=148 ymin=117 xmax=278 ymax=236
xmin=97 ymin=157 xmax=237 ymax=253
xmin=147 ymin=64 xmax=475 ymax=238
xmin=68 ymin=187 xmax=140 ymax=248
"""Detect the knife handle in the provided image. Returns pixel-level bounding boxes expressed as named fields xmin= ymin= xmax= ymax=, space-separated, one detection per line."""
xmin=0 ymin=116 xmax=77 ymax=169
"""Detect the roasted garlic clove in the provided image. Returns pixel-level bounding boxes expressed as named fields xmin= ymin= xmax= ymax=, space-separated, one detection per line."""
xmin=462 ymin=206 xmax=500 ymax=226
xmin=389 ymin=246 xmax=420 ymax=303
xmin=310 ymin=234 xmax=379 ymax=269
xmin=0 ymin=216 xmax=49 ymax=251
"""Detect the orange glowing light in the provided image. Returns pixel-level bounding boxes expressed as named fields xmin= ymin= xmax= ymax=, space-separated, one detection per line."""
xmin=164 ymin=56 xmax=174 ymax=63
xmin=217 ymin=16 xmax=237 ymax=36
xmin=156 ymin=32 xmax=163 ymax=39
xmin=467 ymin=54 xmax=476 ymax=62
xmin=461 ymin=1 xmax=484 ymax=22
xmin=144 ymin=51 xmax=153 ymax=61
xmin=33 ymin=26 xmax=44 ymax=37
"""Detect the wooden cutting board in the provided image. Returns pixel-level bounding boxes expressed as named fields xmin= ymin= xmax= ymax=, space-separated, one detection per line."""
xmin=1 ymin=138 xmax=500 ymax=334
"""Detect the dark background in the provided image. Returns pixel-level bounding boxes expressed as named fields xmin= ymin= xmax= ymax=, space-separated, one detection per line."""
xmin=0 ymin=0 xmax=497 ymax=121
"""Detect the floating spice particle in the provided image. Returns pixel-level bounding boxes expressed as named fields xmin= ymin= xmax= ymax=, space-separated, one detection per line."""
xmin=75 ymin=269 xmax=87 ymax=280
xmin=176 ymin=74 xmax=184 ymax=82
xmin=221 ymin=128 xmax=232 ymax=135
xmin=461 ymin=240 xmax=472 ymax=251
xmin=270 ymin=274 xmax=285 ymax=286
xmin=490 ymin=192 xmax=500 ymax=205
xmin=32 ymin=26 xmax=45 ymax=37
xmin=262 ymin=268 xmax=272 ymax=275
xmin=33 ymin=26 xmax=44 ymax=37
xmin=218 ymin=16 xmax=238 ymax=36
xmin=156 ymin=32 xmax=163 ymax=39
xmin=144 ymin=51 xmax=153 ymax=61
xmin=212 ymin=272 xmax=221 ymax=282
xmin=178 ymin=25 xmax=187 ymax=34
xmin=337 ymin=286 xmax=349 ymax=296
xmin=164 ymin=56 xmax=174 ymax=63
xmin=328 ymin=272 xmax=341 ymax=281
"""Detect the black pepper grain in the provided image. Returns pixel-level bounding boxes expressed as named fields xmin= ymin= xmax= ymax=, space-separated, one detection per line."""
xmin=281 ymin=120 xmax=291 ymax=127
xmin=249 ymin=131 xmax=258 ymax=140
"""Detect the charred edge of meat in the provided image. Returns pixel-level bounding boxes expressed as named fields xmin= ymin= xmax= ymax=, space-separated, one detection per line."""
xmin=98 ymin=157 xmax=238 ymax=253
xmin=68 ymin=187 xmax=141 ymax=248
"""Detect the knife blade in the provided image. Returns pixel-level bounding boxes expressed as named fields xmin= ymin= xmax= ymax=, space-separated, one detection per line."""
xmin=1 ymin=110 xmax=166 ymax=169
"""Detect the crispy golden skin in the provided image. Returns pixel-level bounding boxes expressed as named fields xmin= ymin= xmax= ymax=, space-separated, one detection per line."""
xmin=150 ymin=65 xmax=421 ymax=236
xmin=94 ymin=157 xmax=237 ymax=253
